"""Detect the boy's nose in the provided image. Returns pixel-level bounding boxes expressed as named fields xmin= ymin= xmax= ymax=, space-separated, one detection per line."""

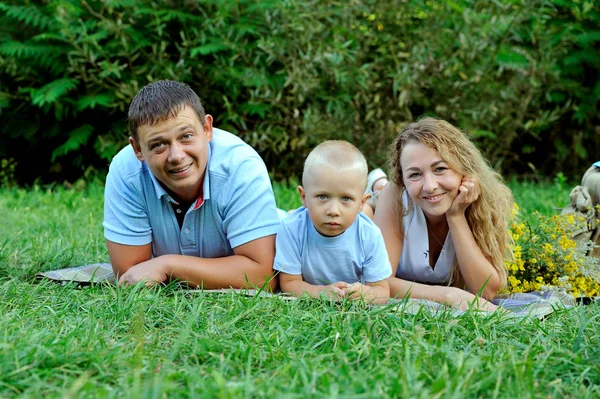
xmin=327 ymin=202 xmax=340 ymax=216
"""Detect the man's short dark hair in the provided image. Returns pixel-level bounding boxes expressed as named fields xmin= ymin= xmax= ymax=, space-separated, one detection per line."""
xmin=128 ymin=80 xmax=206 ymax=144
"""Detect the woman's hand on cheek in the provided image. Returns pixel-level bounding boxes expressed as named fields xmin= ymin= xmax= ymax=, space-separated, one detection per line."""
xmin=448 ymin=176 xmax=480 ymax=216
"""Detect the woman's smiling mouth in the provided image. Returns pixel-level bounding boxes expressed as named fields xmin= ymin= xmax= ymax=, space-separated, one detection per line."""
xmin=423 ymin=193 xmax=445 ymax=203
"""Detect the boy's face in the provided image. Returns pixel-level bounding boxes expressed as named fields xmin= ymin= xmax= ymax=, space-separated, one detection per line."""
xmin=130 ymin=105 xmax=213 ymax=203
xmin=299 ymin=166 xmax=368 ymax=237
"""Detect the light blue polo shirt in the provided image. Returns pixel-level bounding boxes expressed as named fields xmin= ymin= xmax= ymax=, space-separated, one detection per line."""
xmin=103 ymin=128 xmax=280 ymax=258
xmin=273 ymin=208 xmax=392 ymax=285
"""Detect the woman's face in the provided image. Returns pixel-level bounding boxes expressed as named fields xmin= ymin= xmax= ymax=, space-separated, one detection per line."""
xmin=400 ymin=141 xmax=463 ymax=222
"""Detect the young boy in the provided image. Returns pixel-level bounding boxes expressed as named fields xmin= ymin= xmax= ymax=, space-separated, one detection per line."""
xmin=273 ymin=140 xmax=392 ymax=304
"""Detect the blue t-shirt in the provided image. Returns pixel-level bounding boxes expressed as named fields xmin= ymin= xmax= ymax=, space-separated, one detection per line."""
xmin=273 ymin=207 xmax=392 ymax=285
xmin=103 ymin=128 xmax=280 ymax=258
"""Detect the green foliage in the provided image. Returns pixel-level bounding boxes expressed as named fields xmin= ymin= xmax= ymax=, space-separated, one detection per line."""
xmin=0 ymin=157 xmax=16 ymax=187
xmin=0 ymin=0 xmax=599 ymax=185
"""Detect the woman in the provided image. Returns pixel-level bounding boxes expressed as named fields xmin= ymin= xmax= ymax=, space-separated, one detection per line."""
xmin=374 ymin=118 xmax=513 ymax=310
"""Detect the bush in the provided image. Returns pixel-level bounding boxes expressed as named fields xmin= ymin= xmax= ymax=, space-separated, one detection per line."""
xmin=1 ymin=0 xmax=599 ymax=185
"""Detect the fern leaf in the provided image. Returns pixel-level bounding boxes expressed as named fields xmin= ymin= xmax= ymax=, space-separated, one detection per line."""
xmin=0 ymin=3 xmax=57 ymax=30
xmin=0 ymin=40 xmax=64 ymax=59
xmin=29 ymin=78 xmax=79 ymax=107
xmin=51 ymin=124 xmax=94 ymax=162
xmin=75 ymin=93 xmax=115 ymax=111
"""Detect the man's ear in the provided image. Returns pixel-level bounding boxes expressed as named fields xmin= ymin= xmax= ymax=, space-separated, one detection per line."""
xmin=203 ymin=114 xmax=214 ymax=142
xmin=129 ymin=137 xmax=145 ymax=162
xmin=298 ymin=186 xmax=307 ymax=207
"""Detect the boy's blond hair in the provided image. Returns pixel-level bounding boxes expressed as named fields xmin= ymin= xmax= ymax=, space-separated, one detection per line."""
xmin=302 ymin=140 xmax=368 ymax=189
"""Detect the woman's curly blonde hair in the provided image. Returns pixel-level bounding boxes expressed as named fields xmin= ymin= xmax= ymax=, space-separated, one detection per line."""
xmin=388 ymin=117 xmax=513 ymax=287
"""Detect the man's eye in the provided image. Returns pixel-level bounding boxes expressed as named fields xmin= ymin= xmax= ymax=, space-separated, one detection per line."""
xmin=182 ymin=133 xmax=193 ymax=139
xmin=151 ymin=142 xmax=164 ymax=150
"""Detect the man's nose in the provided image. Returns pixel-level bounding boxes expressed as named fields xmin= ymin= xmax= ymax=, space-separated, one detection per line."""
xmin=168 ymin=143 xmax=185 ymax=163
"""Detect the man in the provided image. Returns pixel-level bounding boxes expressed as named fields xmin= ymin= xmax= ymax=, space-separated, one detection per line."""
xmin=103 ymin=80 xmax=280 ymax=289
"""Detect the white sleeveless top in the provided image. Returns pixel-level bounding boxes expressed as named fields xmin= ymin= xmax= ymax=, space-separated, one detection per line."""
xmin=397 ymin=192 xmax=455 ymax=284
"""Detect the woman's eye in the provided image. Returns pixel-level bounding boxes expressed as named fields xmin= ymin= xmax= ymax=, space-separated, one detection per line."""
xmin=435 ymin=167 xmax=448 ymax=173
xmin=408 ymin=173 xmax=420 ymax=179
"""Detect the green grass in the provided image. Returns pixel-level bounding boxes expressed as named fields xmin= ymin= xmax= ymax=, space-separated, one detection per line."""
xmin=1 ymin=179 xmax=599 ymax=398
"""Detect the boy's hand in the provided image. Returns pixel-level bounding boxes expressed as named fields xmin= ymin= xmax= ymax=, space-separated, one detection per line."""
xmin=448 ymin=176 xmax=480 ymax=216
xmin=344 ymin=282 xmax=371 ymax=300
xmin=322 ymin=281 xmax=349 ymax=299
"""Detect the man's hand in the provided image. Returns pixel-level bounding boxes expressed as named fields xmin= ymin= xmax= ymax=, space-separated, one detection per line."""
xmin=118 ymin=256 xmax=170 ymax=287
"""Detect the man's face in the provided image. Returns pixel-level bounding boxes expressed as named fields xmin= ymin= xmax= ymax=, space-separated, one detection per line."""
xmin=131 ymin=105 xmax=213 ymax=203
xmin=299 ymin=166 xmax=368 ymax=237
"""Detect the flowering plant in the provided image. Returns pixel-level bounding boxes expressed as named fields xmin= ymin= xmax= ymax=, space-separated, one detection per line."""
xmin=504 ymin=204 xmax=600 ymax=297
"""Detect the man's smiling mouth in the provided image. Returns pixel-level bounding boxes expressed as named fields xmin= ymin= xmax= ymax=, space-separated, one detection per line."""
xmin=170 ymin=164 xmax=192 ymax=174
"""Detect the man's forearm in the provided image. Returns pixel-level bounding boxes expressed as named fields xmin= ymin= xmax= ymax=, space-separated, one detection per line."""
xmin=164 ymin=254 xmax=275 ymax=290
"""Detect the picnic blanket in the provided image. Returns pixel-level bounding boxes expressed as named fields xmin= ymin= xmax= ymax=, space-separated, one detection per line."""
xmin=36 ymin=263 xmax=580 ymax=319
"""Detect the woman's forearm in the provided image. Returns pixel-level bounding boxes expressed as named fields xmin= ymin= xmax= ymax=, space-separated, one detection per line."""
xmin=447 ymin=214 xmax=501 ymax=298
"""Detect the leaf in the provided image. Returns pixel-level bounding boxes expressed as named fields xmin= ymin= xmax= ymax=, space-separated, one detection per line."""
xmin=75 ymin=93 xmax=116 ymax=111
xmin=0 ymin=3 xmax=57 ymax=30
xmin=30 ymin=78 xmax=79 ymax=106
xmin=0 ymin=41 xmax=63 ymax=59
xmin=496 ymin=47 xmax=530 ymax=69
xmin=445 ymin=0 xmax=466 ymax=13
xmin=51 ymin=124 xmax=94 ymax=162
xmin=471 ymin=129 xmax=496 ymax=139
xmin=190 ymin=43 xmax=230 ymax=57
xmin=575 ymin=31 xmax=600 ymax=46
xmin=241 ymin=102 xmax=270 ymax=118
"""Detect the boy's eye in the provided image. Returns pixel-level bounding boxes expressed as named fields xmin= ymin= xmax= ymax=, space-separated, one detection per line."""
xmin=341 ymin=196 xmax=352 ymax=203
xmin=317 ymin=194 xmax=328 ymax=200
